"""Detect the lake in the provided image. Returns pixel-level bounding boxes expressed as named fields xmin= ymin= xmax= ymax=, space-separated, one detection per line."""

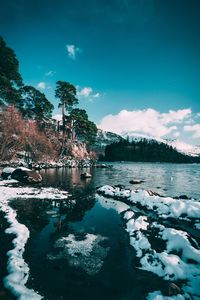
xmin=0 ymin=162 xmax=200 ymax=299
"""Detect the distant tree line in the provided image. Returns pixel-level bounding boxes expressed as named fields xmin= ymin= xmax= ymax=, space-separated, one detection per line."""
xmin=100 ymin=139 xmax=200 ymax=163
xmin=0 ymin=36 xmax=97 ymax=160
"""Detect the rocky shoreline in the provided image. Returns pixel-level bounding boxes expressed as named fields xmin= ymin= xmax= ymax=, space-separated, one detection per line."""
xmin=0 ymin=158 xmax=111 ymax=170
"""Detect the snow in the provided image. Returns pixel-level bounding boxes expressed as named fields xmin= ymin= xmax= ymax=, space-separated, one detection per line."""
xmin=0 ymin=180 xmax=71 ymax=299
xmin=126 ymin=216 xmax=149 ymax=232
xmin=97 ymin=185 xmax=200 ymax=220
xmin=130 ymin=231 xmax=151 ymax=258
xmin=16 ymin=167 xmax=31 ymax=171
xmin=48 ymin=233 xmax=109 ymax=275
xmin=147 ymin=291 xmax=185 ymax=300
xmin=55 ymin=234 xmax=98 ymax=257
xmin=97 ymin=185 xmax=200 ymax=299
xmin=123 ymin=210 xmax=134 ymax=220
xmin=1 ymin=167 xmax=15 ymax=174
xmin=167 ymin=139 xmax=200 ymax=157
xmin=0 ymin=188 xmax=42 ymax=299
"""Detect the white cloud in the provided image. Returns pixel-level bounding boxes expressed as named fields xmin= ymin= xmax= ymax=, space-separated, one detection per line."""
xmin=37 ymin=82 xmax=46 ymax=89
xmin=160 ymin=109 xmax=191 ymax=124
xmin=77 ymin=86 xmax=100 ymax=100
xmin=78 ymin=87 xmax=93 ymax=97
xmin=45 ymin=70 xmax=56 ymax=77
xmin=66 ymin=44 xmax=80 ymax=59
xmin=173 ymin=131 xmax=180 ymax=138
xmin=99 ymin=108 xmax=191 ymax=139
xmin=184 ymin=124 xmax=200 ymax=138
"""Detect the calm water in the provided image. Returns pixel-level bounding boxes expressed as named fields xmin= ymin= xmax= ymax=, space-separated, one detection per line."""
xmin=1 ymin=162 xmax=200 ymax=299
xmin=41 ymin=162 xmax=200 ymax=199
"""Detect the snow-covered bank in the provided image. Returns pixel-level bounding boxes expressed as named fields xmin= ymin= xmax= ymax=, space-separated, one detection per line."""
xmin=0 ymin=180 xmax=71 ymax=299
xmin=97 ymin=185 xmax=200 ymax=221
xmin=96 ymin=186 xmax=200 ymax=299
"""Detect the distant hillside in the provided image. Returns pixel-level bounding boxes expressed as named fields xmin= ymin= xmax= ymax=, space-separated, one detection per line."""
xmin=94 ymin=130 xmax=200 ymax=160
xmin=91 ymin=129 xmax=124 ymax=155
xmin=99 ymin=139 xmax=200 ymax=163
xmin=121 ymin=132 xmax=200 ymax=157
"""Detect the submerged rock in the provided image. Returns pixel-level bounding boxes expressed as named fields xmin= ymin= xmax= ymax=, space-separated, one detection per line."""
xmin=129 ymin=179 xmax=145 ymax=184
xmin=11 ymin=167 xmax=42 ymax=184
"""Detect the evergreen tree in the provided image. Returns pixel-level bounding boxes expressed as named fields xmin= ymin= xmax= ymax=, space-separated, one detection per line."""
xmin=0 ymin=36 xmax=23 ymax=106
xmin=20 ymin=85 xmax=54 ymax=122
xmin=69 ymin=108 xmax=97 ymax=144
xmin=55 ymin=81 xmax=78 ymax=138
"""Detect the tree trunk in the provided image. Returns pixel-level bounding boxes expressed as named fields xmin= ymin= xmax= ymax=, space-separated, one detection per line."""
xmin=61 ymin=102 xmax=66 ymax=156
xmin=62 ymin=102 xmax=65 ymax=138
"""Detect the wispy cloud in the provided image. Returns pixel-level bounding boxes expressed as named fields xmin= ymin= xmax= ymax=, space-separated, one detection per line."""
xmin=77 ymin=87 xmax=92 ymax=97
xmin=37 ymin=82 xmax=46 ymax=89
xmin=99 ymin=108 xmax=192 ymax=139
xmin=77 ymin=86 xmax=100 ymax=101
xmin=66 ymin=44 xmax=81 ymax=60
xmin=45 ymin=70 xmax=56 ymax=77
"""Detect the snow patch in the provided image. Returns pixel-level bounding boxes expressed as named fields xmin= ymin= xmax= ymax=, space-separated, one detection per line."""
xmin=0 ymin=180 xmax=71 ymax=299
xmin=48 ymin=233 xmax=109 ymax=275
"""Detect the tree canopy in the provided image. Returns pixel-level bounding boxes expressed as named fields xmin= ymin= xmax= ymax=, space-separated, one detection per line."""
xmin=20 ymin=85 xmax=54 ymax=121
xmin=69 ymin=108 xmax=97 ymax=144
xmin=0 ymin=36 xmax=23 ymax=106
xmin=55 ymin=81 xmax=78 ymax=111
xmin=55 ymin=81 xmax=79 ymax=137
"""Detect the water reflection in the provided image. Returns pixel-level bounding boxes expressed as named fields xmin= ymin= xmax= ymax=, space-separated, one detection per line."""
xmin=41 ymin=162 xmax=200 ymax=198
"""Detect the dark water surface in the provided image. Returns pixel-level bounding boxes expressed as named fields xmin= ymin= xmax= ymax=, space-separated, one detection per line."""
xmin=41 ymin=162 xmax=200 ymax=198
xmin=1 ymin=163 xmax=200 ymax=299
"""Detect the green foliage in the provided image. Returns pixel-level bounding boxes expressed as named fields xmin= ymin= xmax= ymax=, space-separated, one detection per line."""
xmin=0 ymin=36 xmax=23 ymax=106
xmin=55 ymin=81 xmax=78 ymax=111
xmin=101 ymin=139 xmax=200 ymax=163
xmin=20 ymin=85 xmax=54 ymax=121
xmin=69 ymin=108 xmax=97 ymax=144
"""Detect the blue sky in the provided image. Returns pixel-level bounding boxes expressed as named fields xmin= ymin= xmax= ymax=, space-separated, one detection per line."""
xmin=1 ymin=0 xmax=200 ymax=144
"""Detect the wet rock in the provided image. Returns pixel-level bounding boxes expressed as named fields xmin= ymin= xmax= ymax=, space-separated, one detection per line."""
xmin=11 ymin=167 xmax=42 ymax=184
xmin=80 ymin=172 xmax=92 ymax=179
xmin=96 ymin=164 xmax=107 ymax=168
xmin=1 ymin=167 xmax=15 ymax=179
xmin=129 ymin=179 xmax=144 ymax=184
xmin=114 ymin=184 xmax=125 ymax=190
xmin=175 ymin=195 xmax=189 ymax=200
xmin=167 ymin=283 xmax=181 ymax=296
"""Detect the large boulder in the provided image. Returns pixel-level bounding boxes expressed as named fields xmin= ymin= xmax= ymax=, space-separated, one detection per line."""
xmin=11 ymin=167 xmax=42 ymax=184
xmin=1 ymin=167 xmax=15 ymax=179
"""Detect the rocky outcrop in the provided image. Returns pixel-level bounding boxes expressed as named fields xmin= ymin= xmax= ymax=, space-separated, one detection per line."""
xmin=67 ymin=141 xmax=89 ymax=160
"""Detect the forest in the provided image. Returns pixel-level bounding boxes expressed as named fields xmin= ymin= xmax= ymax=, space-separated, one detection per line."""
xmin=100 ymin=139 xmax=200 ymax=163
